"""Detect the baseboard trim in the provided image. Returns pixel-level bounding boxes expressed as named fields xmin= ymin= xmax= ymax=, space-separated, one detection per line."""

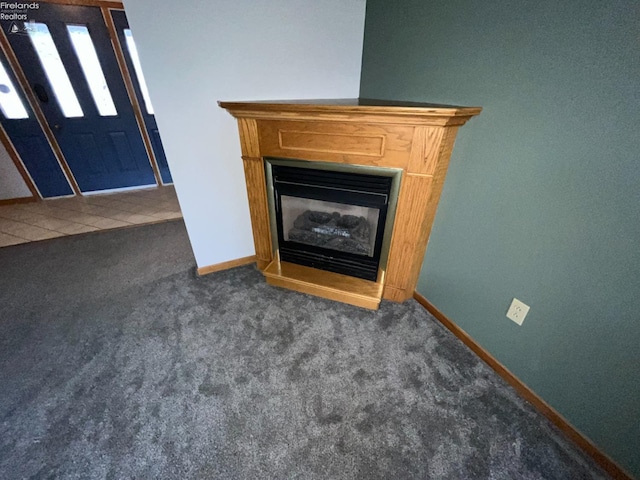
xmin=197 ymin=255 xmax=257 ymax=276
xmin=0 ymin=196 xmax=37 ymax=206
xmin=413 ymin=291 xmax=633 ymax=480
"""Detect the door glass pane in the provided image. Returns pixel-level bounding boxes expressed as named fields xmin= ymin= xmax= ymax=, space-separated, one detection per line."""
xmin=67 ymin=25 xmax=117 ymax=116
xmin=123 ymin=29 xmax=154 ymax=114
xmin=0 ymin=62 xmax=28 ymax=119
xmin=27 ymin=22 xmax=83 ymax=118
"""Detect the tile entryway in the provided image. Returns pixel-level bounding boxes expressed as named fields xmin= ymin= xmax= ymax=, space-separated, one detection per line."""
xmin=0 ymin=186 xmax=181 ymax=248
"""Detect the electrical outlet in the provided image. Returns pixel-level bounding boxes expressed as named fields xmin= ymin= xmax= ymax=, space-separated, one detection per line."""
xmin=506 ymin=298 xmax=530 ymax=325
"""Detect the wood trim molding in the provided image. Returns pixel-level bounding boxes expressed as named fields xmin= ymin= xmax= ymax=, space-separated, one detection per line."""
xmin=413 ymin=291 xmax=633 ymax=480
xmin=0 ymin=196 xmax=37 ymax=206
xmin=219 ymin=100 xmax=482 ymax=126
xmin=238 ymin=118 xmax=261 ymax=157
xmin=0 ymin=28 xmax=81 ymax=195
xmin=102 ymin=7 xmax=163 ymax=186
xmin=0 ymin=123 xmax=40 ymax=199
xmin=196 ymin=255 xmax=257 ymax=276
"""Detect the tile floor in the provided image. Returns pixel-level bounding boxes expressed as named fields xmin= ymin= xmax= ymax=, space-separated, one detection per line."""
xmin=0 ymin=186 xmax=182 ymax=248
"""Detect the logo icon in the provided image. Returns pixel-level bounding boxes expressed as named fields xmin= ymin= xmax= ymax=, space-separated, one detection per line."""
xmin=8 ymin=21 xmax=34 ymax=35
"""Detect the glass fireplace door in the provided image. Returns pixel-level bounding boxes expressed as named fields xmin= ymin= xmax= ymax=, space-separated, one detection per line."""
xmin=281 ymin=196 xmax=380 ymax=257
xmin=272 ymin=163 xmax=393 ymax=281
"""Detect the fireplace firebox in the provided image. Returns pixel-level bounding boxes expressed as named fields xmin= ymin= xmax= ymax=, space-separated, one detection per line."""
xmin=267 ymin=159 xmax=401 ymax=282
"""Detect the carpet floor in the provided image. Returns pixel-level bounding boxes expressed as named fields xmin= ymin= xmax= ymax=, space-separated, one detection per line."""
xmin=0 ymin=220 xmax=609 ymax=479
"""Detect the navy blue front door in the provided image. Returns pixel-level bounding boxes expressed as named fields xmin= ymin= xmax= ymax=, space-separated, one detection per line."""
xmin=0 ymin=52 xmax=72 ymax=198
xmin=111 ymin=10 xmax=172 ymax=184
xmin=2 ymin=3 xmax=156 ymax=193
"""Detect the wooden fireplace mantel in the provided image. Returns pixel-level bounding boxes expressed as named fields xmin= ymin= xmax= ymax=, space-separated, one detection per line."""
xmin=219 ymin=98 xmax=481 ymax=309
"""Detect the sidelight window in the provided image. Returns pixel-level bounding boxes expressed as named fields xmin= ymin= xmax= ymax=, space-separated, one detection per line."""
xmin=123 ymin=29 xmax=154 ymax=114
xmin=0 ymin=62 xmax=28 ymax=119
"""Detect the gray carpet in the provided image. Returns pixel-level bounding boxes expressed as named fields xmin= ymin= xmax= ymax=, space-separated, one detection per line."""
xmin=0 ymin=220 xmax=609 ymax=479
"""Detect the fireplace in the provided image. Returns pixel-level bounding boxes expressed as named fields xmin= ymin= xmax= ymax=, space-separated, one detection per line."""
xmin=218 ymin=99 xmax=481 ymax=309
xmin=266 ymin=159 xmax=401 ymax=282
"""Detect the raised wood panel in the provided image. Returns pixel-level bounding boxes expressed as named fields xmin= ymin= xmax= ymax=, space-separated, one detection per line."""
xmin=258 ymin=120 xmax=412 ymax=168
xmin=278 ymin=130 xmax=385 ymax=157
xmin=241 ymin=156 xmax=272 ymax=269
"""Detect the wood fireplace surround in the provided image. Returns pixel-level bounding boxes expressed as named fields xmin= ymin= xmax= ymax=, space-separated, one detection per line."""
xmin=219 ymin=99 xmax=481 ymax=309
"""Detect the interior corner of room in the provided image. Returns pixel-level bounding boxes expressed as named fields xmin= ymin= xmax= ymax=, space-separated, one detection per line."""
xmin=1 ymin=0 xmax=638 ymax=478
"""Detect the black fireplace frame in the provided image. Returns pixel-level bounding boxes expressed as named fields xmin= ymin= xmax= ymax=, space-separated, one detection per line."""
xmin=265 ymin=158 xmax=402 ymax=282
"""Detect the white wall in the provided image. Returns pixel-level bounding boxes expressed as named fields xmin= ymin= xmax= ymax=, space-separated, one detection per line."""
xmin=123 ymin=0 xmax=366 ymax=268
xmin=0 ymin=141 xmax=31 ymax=200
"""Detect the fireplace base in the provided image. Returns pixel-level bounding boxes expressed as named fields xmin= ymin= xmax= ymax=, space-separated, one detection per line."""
xmin=263 ymin=259 xmax=383 ymax=310
xmin=219 ymin=99 xmax=481 ymax=309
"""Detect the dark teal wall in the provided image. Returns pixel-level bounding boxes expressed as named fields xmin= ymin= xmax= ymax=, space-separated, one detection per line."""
xmin=360 ymin=1 xmax=640 ymax=476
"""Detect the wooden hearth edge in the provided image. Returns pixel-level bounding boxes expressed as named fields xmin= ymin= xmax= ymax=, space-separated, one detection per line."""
xmin=413 ymin=291 xmax=633 ymax=480
xmin=196 ymin=255 xmax=257 ymax=276
xmin=263 ymin=259 xmax=383 ymax=310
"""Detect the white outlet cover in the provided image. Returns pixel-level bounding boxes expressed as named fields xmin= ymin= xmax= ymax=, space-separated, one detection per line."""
xmin=506 ymin=298 xmax=530 ymax=326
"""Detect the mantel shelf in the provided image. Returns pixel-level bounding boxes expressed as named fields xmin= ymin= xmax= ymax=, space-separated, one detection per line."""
xmin=218 ymin=98 xmax=482 ymax=126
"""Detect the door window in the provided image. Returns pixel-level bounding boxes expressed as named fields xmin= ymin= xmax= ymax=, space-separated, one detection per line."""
xmin=67 ymin=25 xmax=117 ymax=116
xmin=123 ymin=29 xmax=153 ymax=114
xmin=27 ymin=22 xmax=83 ymax=118
xmin=0 ymin=62 xmax=28 ymax=119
